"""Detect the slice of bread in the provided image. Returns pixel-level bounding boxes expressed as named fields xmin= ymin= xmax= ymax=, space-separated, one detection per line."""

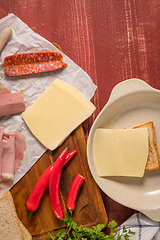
xmin=0 ymin=191 xmax=24 ymax=240
xmin=0 ymin=191 xmax=32 ymax=240
xmin=19 ymin=220 xmax=32 ymax=240
xmin=132 ymin=121 xmax=160 ymax=171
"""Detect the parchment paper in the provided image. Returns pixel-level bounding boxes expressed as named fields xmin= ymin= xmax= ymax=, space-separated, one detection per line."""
xmin=0 ymin=13 xmax=97 ymax=194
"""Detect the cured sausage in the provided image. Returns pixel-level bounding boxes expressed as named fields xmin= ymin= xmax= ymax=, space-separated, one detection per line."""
xmin=4 ymin=52 xmax=63 ymax=65
xmin=4 ymin=52 xmax=67 ymax=76
xmin=5 ymin=61 xmax=67 ymax=76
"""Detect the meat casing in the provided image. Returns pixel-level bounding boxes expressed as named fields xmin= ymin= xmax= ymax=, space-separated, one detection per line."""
xmin=4 ymin=52 xmax=67 ymax=76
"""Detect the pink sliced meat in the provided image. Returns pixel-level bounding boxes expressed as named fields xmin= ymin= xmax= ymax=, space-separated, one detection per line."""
xmin=0 ymin=92 xmax=24 ymax=106
xmin=0 ymin=131 xmax=3 ymax=183
xmin=4 ymin=131 xmax=26 ymax=171
xmin=0 ymin=130 xmax=26 ymax=190
xmin=0 ymin=174 xmax=12 ymax=190
xmin=1 ymin=135 xmax=15 ymax=182
xmin=0 ymin=88 xmax=25 ymax=117
xmin=0 ymin=88 xmax=11 ymax=95
xmin=0 ymin=182 xmax=11 ymax=190
xmin=0 ymin=102 xmax=26 ymax=117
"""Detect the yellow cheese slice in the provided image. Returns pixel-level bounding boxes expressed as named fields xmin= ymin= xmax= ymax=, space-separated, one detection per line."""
xmin=93 ymin=128 xmax=148 ymax=177
xmin=22 ymin=78 xmax=96 ymax=150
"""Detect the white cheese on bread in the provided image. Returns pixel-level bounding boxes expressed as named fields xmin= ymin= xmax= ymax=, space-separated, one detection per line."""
xmin=93 ymin=128 xmax=148 ymax=177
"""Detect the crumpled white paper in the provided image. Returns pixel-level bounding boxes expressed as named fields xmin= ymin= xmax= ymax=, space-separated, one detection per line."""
xmin=0 ymin=13 xmax=97 ymax=194
xmin=117 ymin=212 xmax=160 ymax=240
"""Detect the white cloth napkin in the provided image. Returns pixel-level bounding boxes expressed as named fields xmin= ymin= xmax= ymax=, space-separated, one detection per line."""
xmin=117 ymin=212 xmax=160 ymax=240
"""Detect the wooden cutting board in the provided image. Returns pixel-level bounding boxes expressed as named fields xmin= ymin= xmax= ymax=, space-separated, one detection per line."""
xmin=10 ymin=124 xmax=108 ymax=239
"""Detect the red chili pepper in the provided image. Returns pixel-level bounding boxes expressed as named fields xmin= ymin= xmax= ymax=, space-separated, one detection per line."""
xmin=26 ymin=148 xmax=77 ymax=215
xmin=49 ymin=147 xmax=68 ymax=219
xmin=67 ymin=174 xmax=85 ymax=211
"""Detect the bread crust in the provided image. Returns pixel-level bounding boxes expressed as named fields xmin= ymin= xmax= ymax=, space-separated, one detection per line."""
xmin=19 ymin=219 xmax=32 ymax=240
xmin=132 ymin=121 xmax=160 ymax=171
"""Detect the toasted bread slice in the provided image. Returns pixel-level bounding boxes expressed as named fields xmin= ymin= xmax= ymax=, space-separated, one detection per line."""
xmin=132 ymin=121 xmax=160 ymax=171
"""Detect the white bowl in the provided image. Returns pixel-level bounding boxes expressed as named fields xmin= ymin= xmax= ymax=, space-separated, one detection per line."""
xmin=87 ymin=78 xmax=160 ymax=221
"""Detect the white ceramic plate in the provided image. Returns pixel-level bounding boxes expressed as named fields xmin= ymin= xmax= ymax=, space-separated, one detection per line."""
xmin=87 ymin=78 xmax=160 ymax=221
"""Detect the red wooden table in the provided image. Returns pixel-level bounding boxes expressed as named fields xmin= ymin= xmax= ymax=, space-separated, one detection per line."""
xmin=1 ymin=0 xmax=160 ymax=235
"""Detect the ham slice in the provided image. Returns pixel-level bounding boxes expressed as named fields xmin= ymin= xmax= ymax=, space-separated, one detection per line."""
xmin=0 ymin=132 xmax=3 ymax=183
xmin=0 ymin=92 xmax=24 ymax=106
xmin=0 ymin=88 xmax=26 ymax=190
xmin=0 ymin=182 xmax=10 ymax=190
xmin=1 ymin=135 xmax=15 ymax=182
xmin=0 ymin=87 xmax=25 ymax=117
xmin=0 ymin=87 xmax=11 ymax=95
xmin=0 ymin=130 xmax=26 ymax=190
xmin=4 ymin=131 xmax=26 ymax=171
xmin=0 ymin=102 xmax=26 ymax=117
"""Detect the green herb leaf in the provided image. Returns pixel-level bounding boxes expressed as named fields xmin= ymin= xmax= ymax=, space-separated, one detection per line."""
xmin=56 ymin=229 xmax=66 ymax=239
xmin=48 ymin=216 xmax=135 ymax=240
xmin=48 ymin=232 xmax=56 ymax=240
xmin=108 ymin=220 xmax=117 ymax=230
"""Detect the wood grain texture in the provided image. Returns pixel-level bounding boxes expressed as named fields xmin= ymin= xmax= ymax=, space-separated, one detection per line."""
xmin=0 ymin=1 xmax=11 ymax=18
xmin=89 ymin=0 xmax=160 ymax=109
xmin=10 ymin=125 xmax=108 ymax=239
xmin=1 ymin=0 xmax=160 ymax=235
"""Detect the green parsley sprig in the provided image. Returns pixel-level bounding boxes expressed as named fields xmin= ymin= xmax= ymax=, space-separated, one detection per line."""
xmin=48 ymin=215 xmax=135 ymax=240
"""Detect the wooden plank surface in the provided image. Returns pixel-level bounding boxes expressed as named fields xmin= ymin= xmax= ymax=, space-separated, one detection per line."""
xmin=10 ymin=125 xmax=108 ymax=239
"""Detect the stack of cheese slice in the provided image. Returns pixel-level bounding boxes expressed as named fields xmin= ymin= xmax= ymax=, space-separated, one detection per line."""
xmin=22 ymin=78 xmax=96 ymax=150
xmin=93 ymin=128 xmax=149 ymax=177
